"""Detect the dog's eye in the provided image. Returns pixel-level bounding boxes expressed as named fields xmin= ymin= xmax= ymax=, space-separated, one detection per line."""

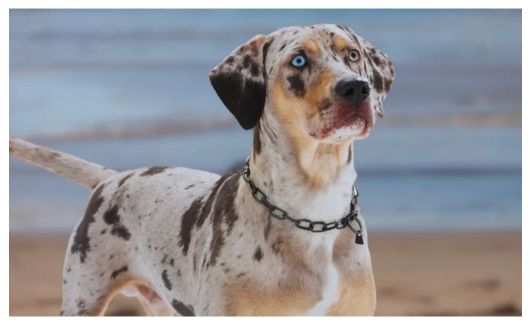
xmin=348 ymin=50 xmax=360 ymax=62
xmin=291 ymin=54 xmax=307 ymax=68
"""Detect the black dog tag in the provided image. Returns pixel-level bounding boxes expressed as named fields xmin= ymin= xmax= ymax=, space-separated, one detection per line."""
xmin=355 ymin=233 xmax=364 ymax=245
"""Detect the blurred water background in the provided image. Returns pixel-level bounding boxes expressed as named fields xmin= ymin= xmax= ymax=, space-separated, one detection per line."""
xmin=9 ymin=9 xmax=521 ymax=233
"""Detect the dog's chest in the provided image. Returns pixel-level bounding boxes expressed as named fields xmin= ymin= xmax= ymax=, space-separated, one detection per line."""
xmin=304 ymin=262 xmax=340 ymax=315
xmin=221 ymin=235 xmax=375 ymax=316
xmin=222 ymin=263 xmax=374 ymax=316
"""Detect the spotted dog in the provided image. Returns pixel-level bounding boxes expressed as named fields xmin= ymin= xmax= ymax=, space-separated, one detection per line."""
xmin=9 ymin=24 xmax=394 ymax=316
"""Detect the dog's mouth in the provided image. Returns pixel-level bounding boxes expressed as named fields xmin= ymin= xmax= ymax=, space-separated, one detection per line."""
xmin=309 ymin=100 xmax=373 ymax=141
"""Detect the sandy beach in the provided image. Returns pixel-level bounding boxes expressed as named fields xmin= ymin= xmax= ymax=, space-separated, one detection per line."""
xmin=9 ymin=231 xmax=521 ymax=316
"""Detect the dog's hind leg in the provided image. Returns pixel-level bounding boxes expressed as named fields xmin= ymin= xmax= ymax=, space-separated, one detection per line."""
xmin=60 ymin=233 xmax=137 ymax=316
xmin=60 ymin=190 xmax=139 ymax=316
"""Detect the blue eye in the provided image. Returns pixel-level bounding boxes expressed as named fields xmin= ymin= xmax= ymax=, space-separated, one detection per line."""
xmin=291 ymin=55 xmax=307 ymax=68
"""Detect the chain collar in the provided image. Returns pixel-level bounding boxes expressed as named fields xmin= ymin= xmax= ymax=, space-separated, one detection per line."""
xmin=241 ymin=159 xmax=364 ymax=245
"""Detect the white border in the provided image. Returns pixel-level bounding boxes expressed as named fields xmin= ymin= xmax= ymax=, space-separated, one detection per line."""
xmin=3 ymin=0 xmax=527 ymax=324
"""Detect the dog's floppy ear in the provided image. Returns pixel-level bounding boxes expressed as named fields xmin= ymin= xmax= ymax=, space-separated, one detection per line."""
xmin=209 ymin=34 xmax=270 ymax=130
xmin=358 ymin=36 xmax=395 ymax=117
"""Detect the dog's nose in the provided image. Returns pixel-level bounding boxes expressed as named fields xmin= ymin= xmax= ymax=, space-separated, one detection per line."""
xmin=335 ymin=79 xmax=370 ymax=105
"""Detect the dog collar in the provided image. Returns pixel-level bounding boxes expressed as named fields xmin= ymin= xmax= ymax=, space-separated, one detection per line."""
xmin=241 ymin=159 xmax=364 ymax=245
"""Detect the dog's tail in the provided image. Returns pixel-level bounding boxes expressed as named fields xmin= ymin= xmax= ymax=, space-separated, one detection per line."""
xmin=9 ymin=137 xmax=117 ymax=190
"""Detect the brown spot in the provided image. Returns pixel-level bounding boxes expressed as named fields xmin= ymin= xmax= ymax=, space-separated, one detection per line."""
xmin=243 ymin=55 xmax=252 ymax=69
xmin=347 ymin=146 xmax=352 ymax=163
xmin=372 ymin=54 xmax=381 ymax=66
xmin=195 ymin=172 xmax=233 ymax=228
xmin=371 ymin=68 xmax=384 ymax=93
xmin=71 ymin=184 xmax=105 ymax=263
xmin=103 ymin=205 xmax=120 ymax=224
xmin=384 ymin=77 xmax=392 ymax=93
xmin=111 ymin=225 xmax=131 ymax=240
xmin=242 ymin=55 xmax=261 ymax=77
xmin=161 ymin=270 xmax=172 ymax=290
xmin=118 ymin=173 xmax=134 ymax=187
xmin=263 ymin=216 xmax=271 ymax=240
xmin=77 ymin=300 xmax=86 ymax=315
xmin=171 ymin=299 xmax=195 ymax=316
xmin=140 ymin=166 xmax=168 ymax=177
xmin=253 ymin=121 xmax=262 ymax=157
xmin=287 ymin=74 xmax=306 ymax=97
xmin=253 ymin=246 xmax=263 ymax=262
xmin=178 ymin=197 xmax=203 ymax=256
xmin=110 ymin=265 xmax=128 ymax=279
xmin=263 ymin=39 xmax=272 ymax=70
xmin=303 ymin=39 xmax=319 ymax=54
xmin=332 ymin=36 xmax=349 ymax=51
xmin=103 ymin=205 xmax=131 ymax=240
xmin=249 ymin=62 xmax=260 ymax=77
xmin=208 ymin=172 xmax=240 ymax=268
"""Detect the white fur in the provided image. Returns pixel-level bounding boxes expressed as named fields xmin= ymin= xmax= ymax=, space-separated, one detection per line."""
xmin=304 ymin=237 xmax=341 ymax=315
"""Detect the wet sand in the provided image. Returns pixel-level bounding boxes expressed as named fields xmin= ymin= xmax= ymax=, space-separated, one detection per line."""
xmin=9 ymin=232 xmax=521 ymax=316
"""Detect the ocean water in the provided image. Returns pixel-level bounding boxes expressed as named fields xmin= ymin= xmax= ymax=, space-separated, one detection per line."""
xmin=9 ymin=9 xmax=522 ymax=233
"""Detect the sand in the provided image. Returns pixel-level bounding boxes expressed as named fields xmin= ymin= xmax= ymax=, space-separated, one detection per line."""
xmin=9 ymin=232 xmax=521 ymax=316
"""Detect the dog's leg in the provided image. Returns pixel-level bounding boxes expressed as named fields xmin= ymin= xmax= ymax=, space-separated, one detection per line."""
xmin=60 ymin=235 xmax=173 ymax=316
xmin=60 ymin=238 xmax=134 ymax=316
xmin=60 ymin=260 xmax=121 ymax=315
xmin=60 ymin=207 xmax=138 ymax=316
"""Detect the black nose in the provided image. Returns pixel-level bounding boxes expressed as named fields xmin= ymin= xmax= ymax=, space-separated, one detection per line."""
xmin=335 ymin=79 xmax=370 ymax=105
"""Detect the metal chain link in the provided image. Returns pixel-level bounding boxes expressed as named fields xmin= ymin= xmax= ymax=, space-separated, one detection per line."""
xmin=241 ymin=159 xmax=364 ymax=241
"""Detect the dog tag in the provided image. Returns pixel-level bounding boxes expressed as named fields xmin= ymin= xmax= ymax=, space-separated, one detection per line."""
xmin=355 ymin=233 xmax=364 ymax=245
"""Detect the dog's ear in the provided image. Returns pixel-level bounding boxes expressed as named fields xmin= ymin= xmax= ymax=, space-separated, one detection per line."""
xmin=358 ymin=36 xmax=395 ymax=117
xmin=209 ymin=34 xmax=271 ymax=130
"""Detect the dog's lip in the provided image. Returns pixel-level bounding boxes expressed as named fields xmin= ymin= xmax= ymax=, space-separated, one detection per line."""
xmin=309 ymin=114 xmax=368 ymax=139
xmin=310 ymin=101 xmax=372 ymax=139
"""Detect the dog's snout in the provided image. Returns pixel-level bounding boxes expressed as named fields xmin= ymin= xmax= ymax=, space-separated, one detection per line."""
xmin=335 ymin=79 xmax=370 ymax=105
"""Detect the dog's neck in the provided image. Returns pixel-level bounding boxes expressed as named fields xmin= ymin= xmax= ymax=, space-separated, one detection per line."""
xmin=242 ymin=111 xmax=357 ymax=254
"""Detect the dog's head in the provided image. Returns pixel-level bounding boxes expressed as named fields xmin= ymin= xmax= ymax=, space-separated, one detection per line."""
xmin=209 ymin=24 xmax=395 ymax=144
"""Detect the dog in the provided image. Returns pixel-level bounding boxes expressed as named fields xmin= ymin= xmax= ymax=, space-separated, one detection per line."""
xmin=9 ymin=24 xmax=394 ymax=316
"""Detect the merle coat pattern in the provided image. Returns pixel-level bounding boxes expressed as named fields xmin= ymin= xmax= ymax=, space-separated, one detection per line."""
xmin=10 ymin=24 xmax=394 ymax=316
